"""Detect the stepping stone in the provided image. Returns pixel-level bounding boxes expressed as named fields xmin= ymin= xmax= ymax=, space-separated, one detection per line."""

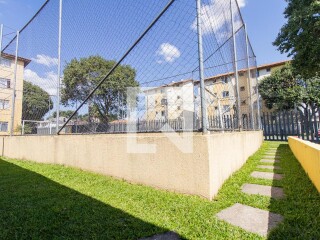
xmin=264 ymin=155 xmax=281 ymax=159
xmin=241 ymin=183 xmax=285 ymax=199
xmin=261 ymin=159 xmax=280 ymax=163
xmin=140 ymin=232 xmax=180 ymax=240
xmin=251 ymin=171 xmax=283 ymax=180
xmin=257 ymin=165 xmax=281 ymax=170
xmin=216 ymin=203 xmax=284 ymax=237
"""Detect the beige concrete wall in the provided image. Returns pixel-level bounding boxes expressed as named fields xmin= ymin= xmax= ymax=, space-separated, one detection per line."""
xmin=1 ymin=131 xmax=263 ymax=199
xmin=207 ymin=131 xmax=264 ymax=197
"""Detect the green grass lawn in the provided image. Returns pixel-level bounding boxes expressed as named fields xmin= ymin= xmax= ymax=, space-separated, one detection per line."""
xmin=0 ymin=141 xmax=319 ymax=239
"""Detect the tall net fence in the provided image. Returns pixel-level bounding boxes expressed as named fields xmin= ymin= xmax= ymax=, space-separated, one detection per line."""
xmin=1 ymin=0 xmax=261 ymax=135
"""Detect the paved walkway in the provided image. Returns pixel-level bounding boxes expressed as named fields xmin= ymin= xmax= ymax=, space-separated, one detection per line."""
xmin=216 ymin=147 xmax=285 ymax=237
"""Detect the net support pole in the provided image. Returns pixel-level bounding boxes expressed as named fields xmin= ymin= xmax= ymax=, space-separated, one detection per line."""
xmin=245 ymin=24 xmax=255 ymax=129
xmin=56 ymin=0 xmax=63 ymax=134
xmin=254 ymin=57 xmax=262 ymax=129
xmin=196 ymin=0 xmax=208 ymax=134
xmin=10 ymin=31 xmax=19 ymax=136
xmin=230 ymin=0 xmax=242 ymax=130
xmin=0 ymin=24 xmax=3 ymax=52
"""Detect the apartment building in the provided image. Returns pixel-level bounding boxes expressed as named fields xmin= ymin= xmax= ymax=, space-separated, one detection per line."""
xmin=143 ymin=60 xmax=290 ymax=124
xmin=0 ymin=53 xmax=30 ymax=135
xmin=144 ymin=79 xmax=194 ymax=121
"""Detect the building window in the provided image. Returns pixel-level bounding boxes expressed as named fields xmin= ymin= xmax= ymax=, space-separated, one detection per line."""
xmin=222 ymin=91 xmax=230 ymax=97
xmin=214 ymin=106 xmax=218 ymax=110
xmin=0 ymin=57 xmax=11 ymax=67
xmin=223 ymin=105 xmax=229 ymax=112
xmin=161 ymin=98 xmax=167 ymax=105
xmin=0 ymin=122 xmax=8 ymax=132
xmin=253 ymin=86 xmax=258 ymax=94
xmin=177 ymin=95 xmax=181 ymax=99
xmin=240 ymin=86 xmax=245 ymax=91
xmin=239 ymin=72 xmax=244 ymax=77
xmin=222 ymin=76 xmax=229 ymax=83
xmin=0 ymin=78 xmax=11 ymax=89
xmin=0 ymin=99 xmax=9 ymax=110
xmin=161 ymin=111 xmax=165 ymax=117
xmin=241 ymin=100 xmax=246 ymax=105
xmin=177 ymin=106 xmax=181 ymax=111
xmin=266 ymin=68 xmax=271 ymax=72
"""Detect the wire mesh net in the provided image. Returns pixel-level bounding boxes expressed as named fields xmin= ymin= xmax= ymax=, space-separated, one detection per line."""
xmin=1 ymin=0 xmax=260 ymax=135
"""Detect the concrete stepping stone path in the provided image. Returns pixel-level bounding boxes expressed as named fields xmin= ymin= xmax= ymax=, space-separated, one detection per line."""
xmin=140 ymin=232 xmax=180 ymax=240
xmin=257 ymin=165 xmax=281 ymax=170
xmin=251 ymin=171 xmax=283 ymax=180
xmin=261 ymin=159 xmax=280 ymax=164
xmin=216 ymin=203 xmax=284 ymax=237
xmin=241 ymin=183 xmax=285 ymax=199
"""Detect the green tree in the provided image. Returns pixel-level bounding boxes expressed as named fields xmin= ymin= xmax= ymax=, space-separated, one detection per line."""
xmin=51 ymin=110 xmax=76 ymax=119
xmin=61 ymin=56 xmax=139 ymax=123
xmin=273 ymin=0 xmax=320 ymax=78
xmin=258 ymin=63 xmax=320 ymax=116
xmin=22 ymin=81 xmax=53 ymax=121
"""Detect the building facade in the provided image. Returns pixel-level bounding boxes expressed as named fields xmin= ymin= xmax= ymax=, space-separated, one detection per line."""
xmin=143 ymin=60 xmax=290 ymax=127
xmin=0 ymin=53 xmax=30 ymax=135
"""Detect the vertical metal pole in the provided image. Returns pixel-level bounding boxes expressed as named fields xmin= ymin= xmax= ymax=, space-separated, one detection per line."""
xmin=254 ymin=57 xmax=262 ymax=129
xmin=10 ymin=31 xmax=19 ymax=136
xmin=244 ymin=24 xmax=255 ymax=129
xmin=196 ymin=0 xmax=208 ymax=133
xmin=0 ymin=24 xmax=3 ymax=53
xmin=56 ymin=0 xmax=63 ymax=133
xmin=218 ymin=98 xmax=224 ymax=132
xmin=22 ymin=120 xmax=25 ymax=135
xmin=230 ymin=0 xmax=242 ymax=130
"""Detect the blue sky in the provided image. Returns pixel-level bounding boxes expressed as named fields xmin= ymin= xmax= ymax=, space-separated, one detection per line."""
xmin=0 ymin=0 xmax=290 ymax=66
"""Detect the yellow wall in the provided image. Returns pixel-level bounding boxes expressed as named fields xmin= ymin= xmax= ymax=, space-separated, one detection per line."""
xmin=288 ymin=137 xmax=320 ymax=192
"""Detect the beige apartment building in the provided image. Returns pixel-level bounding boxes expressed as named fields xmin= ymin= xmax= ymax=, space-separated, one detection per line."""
xmin=143 ymin=60 xmax=290 ymax=122
xmin=0 ymin=53 xmax=30 ymax=135
xmin=144 ymin=79 xmax=194 ymax=121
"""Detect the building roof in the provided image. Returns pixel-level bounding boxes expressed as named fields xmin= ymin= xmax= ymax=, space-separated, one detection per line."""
xmin=257 ymin=60 xmax=290 ymax=70
xmin=1 ymin=52 xmax=31 ymax=67
xmin=143 ymin=79 xmax=194 ymax=93
xmin=144 ymin=60 xmax=291 ymax=92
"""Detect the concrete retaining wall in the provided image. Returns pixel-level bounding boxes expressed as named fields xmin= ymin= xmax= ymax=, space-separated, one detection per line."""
xmin=288 ymin=137 xmax=320 ymax=192
xmin=0 ymin=131 xmax=263 ymax=200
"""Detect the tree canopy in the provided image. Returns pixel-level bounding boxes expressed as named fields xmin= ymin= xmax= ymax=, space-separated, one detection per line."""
xmin=273 ymin=0 xmax=320 ymax=78
xmin=22 ymin=81 xmax=53 ymax=121
xmin=61 ymin=56 xmax=139 ymax=123
xmin=258 ymin=63 xmax=320 ymax=114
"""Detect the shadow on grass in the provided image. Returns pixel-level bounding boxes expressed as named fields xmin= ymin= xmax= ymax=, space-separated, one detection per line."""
xmin=267 ymin=144 xmax=320 ymax=239
xmin=0 ymin=160 xmax=167 ymax=240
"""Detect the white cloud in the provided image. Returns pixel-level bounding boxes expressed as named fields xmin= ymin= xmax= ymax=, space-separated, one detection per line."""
xmin=31 ymin=54 xmax=58 ymax=67
xmin=191 ymin=0 xmax=245 ymax=42
xmin=24 ymin=69 xmax=58 ymax=96
xmin=156 ymin=43 xmax=181 ymax=63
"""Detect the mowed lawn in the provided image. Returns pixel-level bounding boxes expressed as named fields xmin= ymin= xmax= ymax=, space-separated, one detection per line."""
xmin=0 ymin=142 xmax=319 ymax=239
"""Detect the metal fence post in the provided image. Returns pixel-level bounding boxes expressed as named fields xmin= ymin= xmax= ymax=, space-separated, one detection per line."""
xmin=22 ymin=120 xmax=25 ymax=135
xmin=244 ymin=24 xmax=255 ymax=130
xmin=230 ymin=0 xmax=242 ymax=130
xmin=56 ymin=0 xmax=63 ymax=134
xmin=254 ymin=57 xmax=262 ymax=129
xmin=0 ymin=24 xmax=3 ymax=52
xmin=10 ymin=31 xmax=19 ymax=136
xmin=196 ymin=0 xmax=208 ymax=134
